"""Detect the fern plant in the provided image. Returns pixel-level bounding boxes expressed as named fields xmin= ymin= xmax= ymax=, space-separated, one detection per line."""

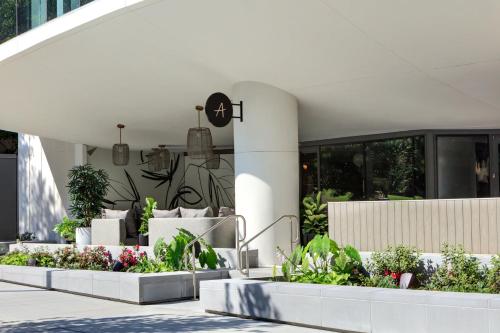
xmin=302 ymin=192 xmax=328 ymax=236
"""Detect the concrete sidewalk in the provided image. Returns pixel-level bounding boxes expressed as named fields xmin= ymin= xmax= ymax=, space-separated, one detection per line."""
xmin=0 ymin=281 xmax=327 ymax=333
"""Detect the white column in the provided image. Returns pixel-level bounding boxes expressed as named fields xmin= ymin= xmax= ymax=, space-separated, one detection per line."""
xmin=232 ymin=81 xmax=299 ymax=266
xmin=74 ymin=143 xmax=87 ymax=165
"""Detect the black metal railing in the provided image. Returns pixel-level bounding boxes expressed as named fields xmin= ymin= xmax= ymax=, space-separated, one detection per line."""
xmin=0 ymin=0 xmax=95 ymax=45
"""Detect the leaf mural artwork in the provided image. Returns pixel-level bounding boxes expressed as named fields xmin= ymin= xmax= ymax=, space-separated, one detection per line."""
xmin=105 ymin=169 xmax=141 ymax=209
xmin=103 ymin=151 xmax=234 ymax=212
xmin=136 ymin=152 xmax=234 ymax=211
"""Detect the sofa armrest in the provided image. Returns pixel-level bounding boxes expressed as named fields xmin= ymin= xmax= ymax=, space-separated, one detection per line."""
xmin=91 ymin=219 xmax=126 ymax=246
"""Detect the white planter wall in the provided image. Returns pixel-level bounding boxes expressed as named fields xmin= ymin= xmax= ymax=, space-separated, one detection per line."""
xmin=201 ymin=279 xmax=500 ymax=333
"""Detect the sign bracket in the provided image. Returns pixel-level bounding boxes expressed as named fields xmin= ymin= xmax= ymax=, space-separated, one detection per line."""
xmin=231 ymin=101 xmax=244 ymax=122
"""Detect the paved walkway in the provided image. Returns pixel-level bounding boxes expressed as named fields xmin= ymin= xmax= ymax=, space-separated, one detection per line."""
xmin=0 ymin=282 xmax=328 ymax=332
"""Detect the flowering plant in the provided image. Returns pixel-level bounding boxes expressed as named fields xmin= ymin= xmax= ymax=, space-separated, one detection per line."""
xmin=117 ymin=245 xmax=148 ymax=271
xmin=368 ymin=245 xmax=421 ymax=286
xmin=54 ymin=246 xmax=80 ymax=269
xmin=79 ymin=246 xmax=112 ymax=271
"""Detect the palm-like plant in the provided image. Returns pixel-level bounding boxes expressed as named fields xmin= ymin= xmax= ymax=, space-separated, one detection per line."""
xmin=67 ymin=164 xmax=110 ymax=227
xmin=302 ymin=192 xmax=328 ymax=236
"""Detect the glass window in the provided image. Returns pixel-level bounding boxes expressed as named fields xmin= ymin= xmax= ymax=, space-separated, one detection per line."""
xmin=319 ymin=136 xmax=425 ymax=200
xmin=0 ymin=130 xmax=18 ymax=154
xmin=365 ymin=136 xmax=425 ymax=199
xmin=300 ymin=150 xmax=318 ymax=198
xmin=437 ymin=135 xmax=489 ymax=198
xmin=320 ymin=143 xmax=365 ymax=200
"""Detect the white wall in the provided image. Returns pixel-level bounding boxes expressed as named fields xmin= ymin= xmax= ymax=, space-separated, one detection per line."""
xmin=18 ymin=134 xmax=83 ymax=241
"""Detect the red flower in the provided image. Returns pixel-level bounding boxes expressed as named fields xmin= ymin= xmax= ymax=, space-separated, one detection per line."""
xmin=134 ymin=245 xmax=140 ymax=251
xmin=384 ymin=270 xmax=389 ymax=276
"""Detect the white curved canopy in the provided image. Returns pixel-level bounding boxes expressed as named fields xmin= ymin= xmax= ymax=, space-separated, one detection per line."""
xmin=1 ymin=0 xmax=500 ymax=149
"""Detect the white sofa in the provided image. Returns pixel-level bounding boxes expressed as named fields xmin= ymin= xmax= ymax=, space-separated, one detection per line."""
xmin=149 ymin=217 xmax=236 ymax=248
xmin=91 ymin=219 xmax=137 ymax=246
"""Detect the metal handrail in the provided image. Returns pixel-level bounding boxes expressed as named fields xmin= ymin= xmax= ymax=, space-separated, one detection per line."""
xmin=238 ymin=214 xmax=300 ymax=277
xmin=182 ymin=214 xmax=247 ymax=300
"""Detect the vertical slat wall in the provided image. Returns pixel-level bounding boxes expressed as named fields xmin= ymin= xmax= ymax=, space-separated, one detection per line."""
xmin=328 ymin=198 xmax=500 ymax=254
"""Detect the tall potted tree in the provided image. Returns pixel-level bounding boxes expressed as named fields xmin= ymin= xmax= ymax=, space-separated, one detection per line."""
xmin=67 ymin=164 xmax=110 ymax=245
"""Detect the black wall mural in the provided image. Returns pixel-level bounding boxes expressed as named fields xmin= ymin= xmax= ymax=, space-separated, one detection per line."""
xmin=104 ymin=152 xmax=234 ymax=211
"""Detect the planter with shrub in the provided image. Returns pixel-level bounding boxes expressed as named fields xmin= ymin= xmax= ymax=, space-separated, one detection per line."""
xmin=67 ymin=164 xmax=109 ymax=245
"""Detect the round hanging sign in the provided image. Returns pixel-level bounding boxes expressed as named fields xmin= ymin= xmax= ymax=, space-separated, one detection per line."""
xmin=205 ymin=92 xmax=233 ymax=127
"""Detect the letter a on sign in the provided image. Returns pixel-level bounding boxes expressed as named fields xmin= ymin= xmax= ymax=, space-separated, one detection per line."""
xmin=205 ymin=92 xmax=234 ymax=127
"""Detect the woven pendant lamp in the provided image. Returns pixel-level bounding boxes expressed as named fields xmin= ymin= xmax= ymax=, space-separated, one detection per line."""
xmin=157 ymin=144 xmax=171 ymax=170
xmin=112 ymin=124 xmax=129 ymax=166
xmin=187 ymin=105 xmax=213 ymax=159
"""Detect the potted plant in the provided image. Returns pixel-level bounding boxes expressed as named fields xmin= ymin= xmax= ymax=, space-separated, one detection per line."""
xmin=301 ymin=192 xmax=328 ymax=244
xmin=53 ymin=217 xmax=80 ymax=243
xmin=138 ymin=197 xmax=157 ymax=246
xmin=67 ymin=164 xmax=109 ymax=245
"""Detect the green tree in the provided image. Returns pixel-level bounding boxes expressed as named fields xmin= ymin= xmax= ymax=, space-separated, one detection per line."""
xmin=0 ymin=0 xmax=16 ymax=44
xmin=67 ymin=164 xmax=110 ymax=227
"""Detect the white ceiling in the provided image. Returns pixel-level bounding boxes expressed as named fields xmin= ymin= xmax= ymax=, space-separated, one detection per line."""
xmin=1 ymin=0 xmax=500 ymax=149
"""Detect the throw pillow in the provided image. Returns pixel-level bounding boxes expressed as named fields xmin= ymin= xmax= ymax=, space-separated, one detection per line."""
xmin=180 ymin=207 xmax=213 ymax=218
xmin=102 ymin=208 xmax=137 ymax=238
xmin=153 ymin=207 xmax=180 ymax=218
xmin=218 ymin=207 xmax=235 ymax=217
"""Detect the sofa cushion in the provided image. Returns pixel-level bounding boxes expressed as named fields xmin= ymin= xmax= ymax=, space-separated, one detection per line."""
xmin=102 ymin=209 xmax=137 ymax=238
xmin=153 ymin=208 xmax=180 ymax=218
xmin=180 ymin=207 xmax=213 ymax=218
xmin=218 ymin=207 xmax=235 ymax=217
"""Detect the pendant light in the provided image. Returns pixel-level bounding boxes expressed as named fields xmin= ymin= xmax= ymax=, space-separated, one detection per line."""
xmin=146 ymin=145 xmax=170 ymax=172
xmin=146 ymin=150 xmax=160 ymax=172
xmin=112 ymin=124 xmax=129 ymax=166
xmin=187 ymin=105 xmax=213 ymax=159
xmin=157 ymin=144 xmax=171 ymax=170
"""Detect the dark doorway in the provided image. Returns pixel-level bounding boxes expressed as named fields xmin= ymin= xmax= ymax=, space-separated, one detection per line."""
xmin=0 ymin=155 xmax=17 ymax=241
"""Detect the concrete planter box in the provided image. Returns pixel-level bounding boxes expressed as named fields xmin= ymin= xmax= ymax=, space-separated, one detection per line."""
xmin=200 ymin=279 xmax=500 ymax=333
xmin=0 ymin=265 xmax=229 ymax=304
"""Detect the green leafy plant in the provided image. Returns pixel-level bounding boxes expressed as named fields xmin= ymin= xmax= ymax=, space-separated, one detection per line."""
xmin=154 ymin=229 xmax=218 ymax=271
xmin=361 ymin=274 xmax=398 ymax=288
xmin=487 ymin=255 xmax=500 ymax=293
xmin=127 ymin=251 xmax=172 ymax=273
xmin=387 ymin=194 xmax=423 ymax=200
xmin=302 ymin=193 xmax=328 ymax=236
xmin=369 ymin=245 xmax=421 ymax=275
xmin=426 ymin=244 xmax=488 ymax=293
xmin=53 ymin=217 xmax=81 ymax=242
xmin=67 ymin=164 xmax=110 ymax=227
xmin=0 ymin=250 xmax=29 ymax=266
xmin=139 ymin=197 xmax=157 ymax=235
xmin=54 ymin=247 xmax=81 ymax=269
xmin=29 ymin=247 xmax=55 ymax=267
xmin=320 ymin=188 xmax=353 ymax=202
xmin=279 ymin=234 xmax=363 ymax=285
xmin=368 ymin=245 xmax=422 ymax=286
xmin=17 ymin=232 xmax=36 ymax=241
